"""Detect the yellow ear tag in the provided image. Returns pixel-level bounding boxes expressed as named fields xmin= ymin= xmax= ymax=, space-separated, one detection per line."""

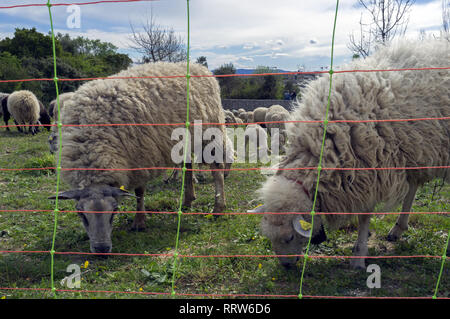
xmin=299 ymin=220 xmax=312 ymax=231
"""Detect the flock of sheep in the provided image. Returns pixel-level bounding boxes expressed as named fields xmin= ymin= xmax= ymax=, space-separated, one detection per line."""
xmin=0 ymin=39 xmax=448 ymax=271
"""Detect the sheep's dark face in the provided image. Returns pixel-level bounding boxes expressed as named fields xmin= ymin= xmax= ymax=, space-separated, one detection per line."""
xmin=49 ymin=185 xmax=134 ymax=254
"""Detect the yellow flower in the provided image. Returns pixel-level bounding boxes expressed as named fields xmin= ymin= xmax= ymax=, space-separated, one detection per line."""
xmin=272 ymin=277 xmax=276 ymax=281
xmin=82 ymin=260 xmax=89 ymax=268
xmin=258 ymin=263 xmax=262 ymax=269
xmin=1 ymin=296 xmax=5 ymax=299
xmin=139 ymin=288 xmax=143 ymax=292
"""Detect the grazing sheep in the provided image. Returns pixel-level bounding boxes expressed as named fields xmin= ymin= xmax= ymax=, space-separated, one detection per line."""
xmin=265 ymin=104 xmax=290 ymax=132
xmin=6 ymin=90 xmax=41 ymax=135
xmin=49 ymin=62 xmax=228 ymax=254
xmin=244 ymin=123 xmax=269 ymax=163
xmin=265 ymin=104 xmax=290 ymax=149
xmin=240 ymin=111 xmax=254 ymax=124
xmin=252 ymin=107 xmax=268 ymax=128
xmin=224 ymin=109 xmax=237 ymax=124
xmin=253 ymin=40 xmax=449 ymax=269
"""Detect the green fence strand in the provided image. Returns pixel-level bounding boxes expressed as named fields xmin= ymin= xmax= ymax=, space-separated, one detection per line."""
xmin=170 ymin=0 xmax=191 ymax=297
xmin=46 ymin=0 xmax=63 ymax=298
xmin=298 ymin=0 xmax=339 ymax=299
xmin=433 ymin=230 xmax=449 ymax=298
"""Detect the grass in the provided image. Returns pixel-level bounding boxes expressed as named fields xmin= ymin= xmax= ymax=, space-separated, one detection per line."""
xmin=0 ymin=125 xmax=448 ymax=299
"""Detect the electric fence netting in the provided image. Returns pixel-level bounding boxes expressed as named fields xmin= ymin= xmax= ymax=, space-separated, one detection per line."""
xmin=0 ymin=0 xmax=449 ymax=299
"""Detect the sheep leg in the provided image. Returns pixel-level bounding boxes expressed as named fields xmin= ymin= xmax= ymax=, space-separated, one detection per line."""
xmin=15 ymin=120 xmax=22 ymax=133
xmin=3 ymin=110 xmax=10 ymax=131
xmin=182 ymin=163 xmax=196 ymax=208
xmin=131 ymin=186 xmax=146 ymax=231
xmin=211 ymin=162 xmax=226 ymax=213
xmin=387 ymin=183 xmax=418 ymax=242
xmin=350 ymin=214 xmax=371 ymax=269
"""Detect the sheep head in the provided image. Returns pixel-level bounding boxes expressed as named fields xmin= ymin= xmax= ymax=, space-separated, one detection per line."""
xmin=49 ymin=185 xmax=134 ymax=254
xmin=255 ymin=175 xmax=327 ymax=268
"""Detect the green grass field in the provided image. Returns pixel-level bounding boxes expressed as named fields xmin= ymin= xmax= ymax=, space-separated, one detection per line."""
xmin=0 ymin=127 xmax=448 ymax=299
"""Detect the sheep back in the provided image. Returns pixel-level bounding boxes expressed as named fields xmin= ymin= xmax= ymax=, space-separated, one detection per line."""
xmin=279 ymin=40 xmax=449 ymax=222
xmin=59 ymin=62 xmax=225 ymax=190
xmin=6 ymin=90 xmax=40 ymax=126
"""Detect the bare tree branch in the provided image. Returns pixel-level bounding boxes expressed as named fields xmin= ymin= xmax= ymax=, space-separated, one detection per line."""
xmin=348 ymin=0 xmax=415 ymax=58
xmin=129 ymin=12 xmax=187 ymax=63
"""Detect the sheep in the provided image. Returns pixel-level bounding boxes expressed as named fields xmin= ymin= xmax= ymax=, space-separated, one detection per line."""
xmin=224 ymin=109 xmax=237 ymax=124
xmin=240 ymin=111 xmax=254 ymax=124
xmin=6 ymin=90 xmax=41 ymax=135
xmin=252 ymin=107 xmax=268 ymax=128
xmin=49 ymin=62 xmax=228 ymax=254
xmin=265 ymin=104 xmax=290 ymax=149
xmin=244 ymin=124 xmax=269 ymax=163
xmin=252 ymin=40 xmax=449 ymax=269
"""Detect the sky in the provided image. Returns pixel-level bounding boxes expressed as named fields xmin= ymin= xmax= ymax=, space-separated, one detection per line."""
xmin=0 ymin=0 xmax=446 ymax=71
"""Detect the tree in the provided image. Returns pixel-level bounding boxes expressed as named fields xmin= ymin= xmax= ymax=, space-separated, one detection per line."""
xmin=213 ymin=63 xmax=239 ymax=98
xmin=196 ymin=56 xmax=208 ymax=68
xmin=0 ymin=28 xmax=62 ymax=60
xmin=348 ymin=0 xmax=415 ymax=58
xmin=129 ymin=13 xmax=187 ymax=63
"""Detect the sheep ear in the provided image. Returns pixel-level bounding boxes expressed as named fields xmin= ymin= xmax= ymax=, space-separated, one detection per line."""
xmin=48 ymin=190 xmax=82 ymax=200
xmin=292 ymin=215 xmax=312 ymax=238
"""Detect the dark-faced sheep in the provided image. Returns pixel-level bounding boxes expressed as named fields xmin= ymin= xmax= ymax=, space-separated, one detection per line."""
xmin=253 ymin=40 xmax=449 ymax=269
xmin=6 ymin=90 xmax=41 ymax=135
xmin=49 ymin=62 xmax=228 ymax=254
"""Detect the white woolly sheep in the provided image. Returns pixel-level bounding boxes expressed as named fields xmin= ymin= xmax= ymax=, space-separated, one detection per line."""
xmin=50 ymin=62 xmax=228 ymax=254
xmin=252 ymin=107 xmax=268 ymax=128
xmin=6 ymin=90 xmax=41 ymax=135
xmin=253 ymin=40 xmax=449 ymax=269
xmin=244 ymin=124 xmax=269 ymax=163
xmin=265 ymin=104 xmax=290 ymax=132
xmin=240 ymin=111 xmax=254 ymax=124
